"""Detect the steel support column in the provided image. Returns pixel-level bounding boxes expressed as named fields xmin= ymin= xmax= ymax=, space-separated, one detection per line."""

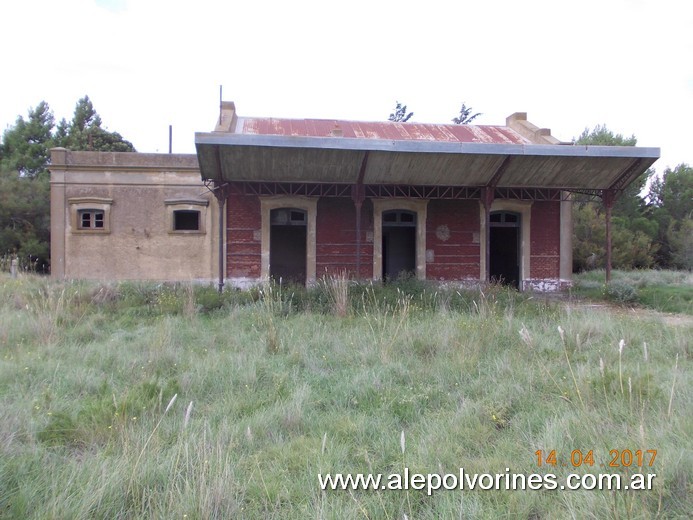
xmin=481 ymin=157 xmax=512 ymax=283
xmin=601 ymin=159 xmax=644 ymax=285
xmin=482 ymin=187 xmax=494 ymax=282
xmin=480 ymin=158 xmax=512 ymax=283
xmin=352 ymin=152 xmax=369 ymax=279
xmin=354 ymin=200 xmax=363 ymax=277
xmin=213 ymin=145 xmax=231 ymax=293
xmin=212 ymin=184 xmax=230 ymax=293
xmin=603 ymin=189 xmax=615 ymax=284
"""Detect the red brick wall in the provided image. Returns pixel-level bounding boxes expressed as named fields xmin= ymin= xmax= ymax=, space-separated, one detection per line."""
xmin=530 ymin=201 xmax=560 ymax=279
xmin=224 ymin=192 xmax=561 ymax=283
xmin=426 ymin=200 xmax=481 ymax=280
xmin=316 ymin=198 xmax=373 ymax=278
xmin=225 ymin=194 xmax=375 ymax=280
xmin=226 ymin=187 xmax=261 ymax=278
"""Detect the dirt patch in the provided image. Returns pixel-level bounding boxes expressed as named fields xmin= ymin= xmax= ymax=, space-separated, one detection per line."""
xmin=533 ymin=292 xmax=693 ymax=327
xmin=623 ymin=307 xmax=693 ymax=327
xmin=565 ymin=300 xmax=693 ymax=327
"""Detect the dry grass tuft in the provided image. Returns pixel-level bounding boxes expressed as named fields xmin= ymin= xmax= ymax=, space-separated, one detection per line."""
xmin=321 ymin=271 xmax=350 ymax=317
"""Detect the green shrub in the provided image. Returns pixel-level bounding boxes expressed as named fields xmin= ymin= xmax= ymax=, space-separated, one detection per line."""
xmin=604 ymin=281 xmax=639 ymax=304
xmin=193 ymin=285 xmax=226 ymax=313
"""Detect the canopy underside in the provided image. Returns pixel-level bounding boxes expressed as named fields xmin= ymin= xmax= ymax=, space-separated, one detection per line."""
xmin=195 ymin=133 xmax=659 ymax=192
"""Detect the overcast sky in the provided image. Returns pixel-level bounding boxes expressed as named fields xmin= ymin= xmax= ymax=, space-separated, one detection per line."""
xmin=2 ymin=0 xmax=691 ymax=173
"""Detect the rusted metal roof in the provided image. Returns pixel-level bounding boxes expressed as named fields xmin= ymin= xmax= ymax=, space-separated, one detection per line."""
xmin=239 ymin=117 xmax=531 ymax=145
xmin=196 ymin=108 xmax=659 ymax=193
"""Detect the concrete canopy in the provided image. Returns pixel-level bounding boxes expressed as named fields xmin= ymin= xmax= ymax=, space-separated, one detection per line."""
xmin=195 ymin=132 xmax=659 ymax=193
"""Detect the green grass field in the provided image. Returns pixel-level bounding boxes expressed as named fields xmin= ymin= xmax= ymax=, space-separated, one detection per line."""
xmin=572 ymin=270 xmax=693 ymax=315
xmin=0 ymin=275 xmax=690 ymax=519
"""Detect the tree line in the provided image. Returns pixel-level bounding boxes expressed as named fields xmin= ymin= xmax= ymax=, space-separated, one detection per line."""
xmin=0 ymin=96 xmax=135 ymax=271
xmin=572 ymin=127 xmax=691 ymax=271
xmin=0 ymin=99 xmax=690 ymax=273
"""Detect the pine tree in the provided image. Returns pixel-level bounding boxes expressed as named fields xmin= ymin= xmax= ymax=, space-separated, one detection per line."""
xmin=1 ymin=96 xmax=137 ymax=272
xmin=648 ymin=164 xmax=693 ymax=268
xmin=388 ymin=102 xmax=413 ymax=123
xmin=0 ymin=101 xmax=55 ymax=179
xmin=56 ymin=96 xmax=136 ymax=152
xmin=452 ymin=103 xmax=481 ymax=124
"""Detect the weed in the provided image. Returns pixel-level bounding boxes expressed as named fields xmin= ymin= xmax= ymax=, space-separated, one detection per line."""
xmin=605 ymin=281 xmax=639 ymax=304
xmin=320 ymin=271 xmax=350 ymax=317
xmin=258 ymin=282 xmax=287 ymax=354
xmin=24 ymin=283 xmax=75 ymax=344
xmin=361 ymin=284 xmax=412 ymax=362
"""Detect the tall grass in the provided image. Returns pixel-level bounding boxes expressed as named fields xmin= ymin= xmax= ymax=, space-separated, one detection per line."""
xmin=319 ymin=271 xmax=351 ymax=317
xmin=0 ymin=274 xmax=690 ymax=518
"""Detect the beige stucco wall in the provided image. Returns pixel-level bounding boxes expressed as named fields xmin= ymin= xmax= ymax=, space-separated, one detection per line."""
xmin=50 ymin=149 xmax=218 ymax=281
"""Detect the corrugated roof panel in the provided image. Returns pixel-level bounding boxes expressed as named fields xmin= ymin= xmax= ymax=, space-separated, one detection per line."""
xmin=240 ymin=118 xmax=532 ymax=145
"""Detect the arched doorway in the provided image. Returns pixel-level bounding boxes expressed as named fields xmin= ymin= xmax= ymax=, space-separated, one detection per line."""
xmin=382 ymin=209 xmax=416 ymax=280
xmin=269 ymin=208 xmax=307 ymax=284
xmin=489 ymin=211 xmax=521 ymax=288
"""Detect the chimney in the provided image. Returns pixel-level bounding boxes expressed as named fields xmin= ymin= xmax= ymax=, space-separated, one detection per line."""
xmin=506 ymin=112 xmax=561 ymax=144
xmin=215 ymin=101 xmax=238 ymax=132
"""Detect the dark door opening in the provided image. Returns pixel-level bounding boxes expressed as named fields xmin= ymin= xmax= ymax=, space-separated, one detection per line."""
xmin=270 ymin=208 xmax=307 ymax=285
xmin=489 ymin=211 xmax=520 ymax=288
xmin=382 ymin=210 xmax=416 ymax=281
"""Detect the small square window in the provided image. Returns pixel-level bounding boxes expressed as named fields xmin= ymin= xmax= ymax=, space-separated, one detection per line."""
xmin=166 ymin=200 xmax=207 ymax=234
xmin=69 ymin=197 xmax=112 ymax=234
xmin=78 ymin=210 xmax=105 ymax=229
xmin=173 ymin=210 xmax=200 ymax=231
